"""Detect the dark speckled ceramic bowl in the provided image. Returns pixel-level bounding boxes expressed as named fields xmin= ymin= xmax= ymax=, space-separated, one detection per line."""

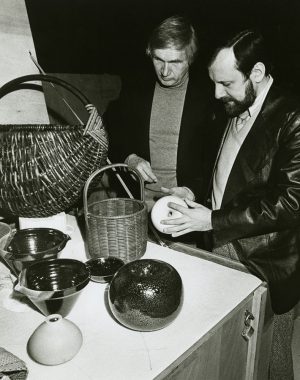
xmin=85 ymin=257 xmax=124 ymax=283
xmin=108 ymin=259 xmax=183 ymax=331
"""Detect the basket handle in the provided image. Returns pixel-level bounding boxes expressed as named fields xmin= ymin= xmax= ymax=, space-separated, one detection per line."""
xmin=0 ymin=74 xmax=91 ymax=107
xmin=83 ymin=163 xmax=145 ymax=212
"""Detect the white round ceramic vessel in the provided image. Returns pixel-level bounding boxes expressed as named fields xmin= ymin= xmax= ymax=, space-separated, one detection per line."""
xmin=151 ymin=195 xmax=187 ymax=234
xmin=27 ymin=314 xmax=83 ymax=365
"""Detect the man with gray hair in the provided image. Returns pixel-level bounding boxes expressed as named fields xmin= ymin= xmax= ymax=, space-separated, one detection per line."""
xmin=105 ymin=15 xmax=220 ymax=218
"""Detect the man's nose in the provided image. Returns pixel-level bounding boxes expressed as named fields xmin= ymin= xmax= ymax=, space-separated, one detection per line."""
xmin=215 ymin=84 xmax=225 ymax=99
xmin=161 ymin=63 xmax=169 ymax=77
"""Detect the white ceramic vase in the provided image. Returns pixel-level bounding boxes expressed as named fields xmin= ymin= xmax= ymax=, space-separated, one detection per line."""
xmin=27 ymin=314 xmax=83 ymax=365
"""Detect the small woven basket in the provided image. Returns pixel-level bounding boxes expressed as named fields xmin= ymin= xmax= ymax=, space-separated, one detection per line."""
xmin=0 ymin=74 xmax=108 ymax=218
xmin=83 ymin=163 xmax=148 ymax=263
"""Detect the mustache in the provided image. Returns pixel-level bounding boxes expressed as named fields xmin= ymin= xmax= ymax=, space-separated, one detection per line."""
xmin=220 ymin=96 xmax=235 ymax=103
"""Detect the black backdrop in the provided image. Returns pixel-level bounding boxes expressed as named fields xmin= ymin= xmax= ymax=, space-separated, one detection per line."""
xmin=25 ymin=0 xmax=300 ymax=88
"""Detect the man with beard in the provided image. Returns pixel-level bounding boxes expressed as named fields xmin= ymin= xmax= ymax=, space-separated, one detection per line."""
xmin=161 ymin=29 xmax=300 ymax=379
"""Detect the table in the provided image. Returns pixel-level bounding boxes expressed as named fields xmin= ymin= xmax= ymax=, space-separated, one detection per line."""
xmin=0 ymin=216 xmax=268 ymax=380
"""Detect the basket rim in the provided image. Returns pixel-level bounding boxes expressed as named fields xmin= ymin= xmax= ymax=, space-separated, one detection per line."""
xmin=86 ymin=197 xmax=147 ymax=220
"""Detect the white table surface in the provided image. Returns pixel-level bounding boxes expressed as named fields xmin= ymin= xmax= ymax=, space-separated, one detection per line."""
xmin=0 ymin=216 xmax=262 ymax=380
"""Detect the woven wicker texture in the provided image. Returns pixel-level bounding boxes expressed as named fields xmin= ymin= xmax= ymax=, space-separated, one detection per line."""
xmin=84 ymin=164 xmax=148 ymax=263
xmin=0 ymin=222 xmax=11 ymax=241
xmin=0 ymin=221 xmax=11 ymax=256
xmin=0 ymin=347 xmax=28 ymax=380
xmin=0 ymin=75 xmax=108 ymax=218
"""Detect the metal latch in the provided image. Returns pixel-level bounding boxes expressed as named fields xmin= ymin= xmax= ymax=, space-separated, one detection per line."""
xmin=241 ymin=309 xmax=255 ymax=341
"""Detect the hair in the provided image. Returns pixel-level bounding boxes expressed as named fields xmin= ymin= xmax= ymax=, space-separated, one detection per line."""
xmin=208 ymin=29 xmax=273 ymax=78
xmin=146 ymin=15 xmax=198 ymax=64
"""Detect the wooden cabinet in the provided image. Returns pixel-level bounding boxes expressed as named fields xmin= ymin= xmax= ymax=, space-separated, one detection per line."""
xmin=159 ymin=291 xmax=268 ymax=380
xmin=164 ymin=242 xmax=273 ymax=380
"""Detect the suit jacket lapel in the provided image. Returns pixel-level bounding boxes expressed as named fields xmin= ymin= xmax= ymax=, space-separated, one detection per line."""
xmin=221 ymin=86 xmax=282 ymax=206
xmin=221 ymin=114 xmax=266 ymax=205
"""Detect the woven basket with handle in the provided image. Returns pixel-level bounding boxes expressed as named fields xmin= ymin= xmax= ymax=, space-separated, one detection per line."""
xmin=83 ymin=163 xmax=148 ymax=263
xmin=0 ymin=74 xmax=108 ymax=218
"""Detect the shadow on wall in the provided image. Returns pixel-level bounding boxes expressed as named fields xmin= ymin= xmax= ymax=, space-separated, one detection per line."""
xmin=25 ymin=0 xmax=300 ymax=91
xmin=43 ymin=73 xmax=121 ymax=124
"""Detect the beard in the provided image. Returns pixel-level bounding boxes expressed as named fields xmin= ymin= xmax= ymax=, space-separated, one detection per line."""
xmin=222 ymin=80 xmax=256 ymax=117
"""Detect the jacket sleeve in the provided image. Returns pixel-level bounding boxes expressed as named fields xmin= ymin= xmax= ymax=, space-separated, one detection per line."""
xmin=212 ymin=111 xmax=300 ymax=246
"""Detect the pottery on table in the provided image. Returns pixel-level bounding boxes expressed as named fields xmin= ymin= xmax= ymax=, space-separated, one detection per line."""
xmin=108 ymin=259 xmax=183 ymax=331
xmin=27 ymin=314 xmax=82 ymax=365
xmin=4 ymin=228 xmax=70 ymax=274
xmin=16 ymin=258 xmax=90 ymax=317
xmin=85 ymin=256 xmax=124 ymax=283
xmin=151 ymin=195 xmax=187 ymax=234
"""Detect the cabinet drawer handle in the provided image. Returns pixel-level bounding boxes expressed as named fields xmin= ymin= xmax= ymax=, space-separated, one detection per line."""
xmin=242 ymin=310 xmax=255 ymax=341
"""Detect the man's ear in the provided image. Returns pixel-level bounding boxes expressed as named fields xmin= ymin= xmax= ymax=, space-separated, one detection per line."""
xmin=250 ymin=62 xmax=266 ymax=83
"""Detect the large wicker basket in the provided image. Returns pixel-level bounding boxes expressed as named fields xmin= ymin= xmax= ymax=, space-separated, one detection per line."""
xmin=83 ymin=163 xmax=148 ymax=263
xmin=0 ymin=74 xmax=108 ymax=218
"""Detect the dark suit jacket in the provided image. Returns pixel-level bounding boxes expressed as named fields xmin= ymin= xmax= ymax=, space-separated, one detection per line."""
xmin=104 ymin=66 xmax=223 ymax=202
xmin=209 ymin=85 xmax=300 ymax=314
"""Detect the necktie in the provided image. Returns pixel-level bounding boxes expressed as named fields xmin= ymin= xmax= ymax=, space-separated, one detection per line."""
xmin=234 ymin=112 xmax=250 ymax=133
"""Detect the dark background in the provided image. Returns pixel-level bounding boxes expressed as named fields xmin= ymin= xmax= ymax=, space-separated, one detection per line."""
xmin=25 ymin=0 xmax=300 ymax=88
